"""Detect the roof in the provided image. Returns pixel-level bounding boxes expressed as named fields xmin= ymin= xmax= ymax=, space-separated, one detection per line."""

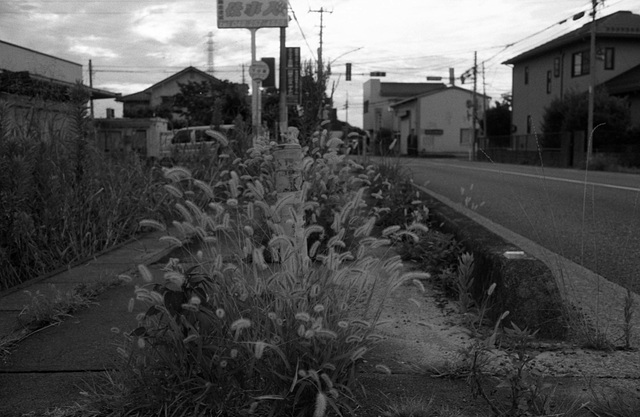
xmin=503 ymin=11 xmax=640 ymax=65
xmin=379 ymin=82 xmax=446 ymax=98
xmin=0 ymin=39 xmax=80 ymax=68
xmin=118 ymin=66 xmax=222 ymax=102
xmin=390 ymin=85 xmax=490 ymax=108
xmin=604 ymin=63 xmax=640 ymax=95
xmin=0 ymin=69 xmax=118 ymax=100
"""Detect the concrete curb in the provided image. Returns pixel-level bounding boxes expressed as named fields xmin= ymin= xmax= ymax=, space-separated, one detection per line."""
xmin=414 ymin=183 xmax=640 ymax=345
xmin=414 ymin=184 xmax=568 ymax=339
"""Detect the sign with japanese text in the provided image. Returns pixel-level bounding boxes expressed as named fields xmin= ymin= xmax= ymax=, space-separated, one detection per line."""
xmin=217 ymin=0 xmax=288 ymax=28
xmin=285 ymin=47 xmax=301 ymax=105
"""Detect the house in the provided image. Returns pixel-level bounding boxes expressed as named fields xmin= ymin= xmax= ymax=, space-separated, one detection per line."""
xmin=117 ymin=66 xmax=226 ymax=120
xmin=0 ymin=40 xmax=117 ymax=137
xmin=503 ymin=10 xmax=640 ymax=138
xmin=391 ymin=86 xmax=490 ymax=156
xmin=362 ymin=79 xmax=447 ymax=138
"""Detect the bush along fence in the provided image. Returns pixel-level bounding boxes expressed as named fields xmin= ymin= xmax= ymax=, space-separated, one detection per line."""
xmin=479 ymin=131 xmax=640 ymax=169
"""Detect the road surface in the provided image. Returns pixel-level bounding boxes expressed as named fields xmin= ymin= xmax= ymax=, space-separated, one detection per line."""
xmin=395 ymin=158 xmax=640 ymax=294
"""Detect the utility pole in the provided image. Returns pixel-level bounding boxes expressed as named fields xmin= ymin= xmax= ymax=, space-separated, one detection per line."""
xmin=309 ymin=7 xmax=332 ymax=82
xmin=206 ymin=31 xmax=215 ymax=76
xmin=344 ymin=91 xmax=349 ymax=123
xmin=88 ymin=59 xmax=94 ymax=119
xmin=482 ymin=61 xmax=487 ymax=141
xmin=278 ymin=26 xmax=287 ymax=139
xmin=472 ymin=51 xmax=478 ymax=160
xmin=587 ymin=0 xmax=600 ymax=157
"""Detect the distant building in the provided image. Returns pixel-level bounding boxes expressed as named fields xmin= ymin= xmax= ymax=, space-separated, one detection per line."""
xmin=391 ymin=86 xmax=490 ymax=156
xmin=503 ymin=10 xmax=640 ymax=136
xmin=117 ymin=66 xmax=226 ymax=121
xmin=0 ymin=39 xmax=117 ymax=137
xmin=362 ymin=79 xmax=447 ymax=137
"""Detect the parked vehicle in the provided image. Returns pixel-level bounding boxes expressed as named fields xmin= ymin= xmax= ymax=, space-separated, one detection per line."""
xmin=160 ymin=124 xmax=234 ymax=164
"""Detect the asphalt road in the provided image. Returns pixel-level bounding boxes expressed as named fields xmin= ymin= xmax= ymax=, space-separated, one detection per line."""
xmin=396 ymin=158 xmax=640 ymax=294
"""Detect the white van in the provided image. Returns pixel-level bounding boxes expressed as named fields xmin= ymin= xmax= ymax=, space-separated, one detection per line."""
xmin=161 ymin=125 xmax=233 ymax=162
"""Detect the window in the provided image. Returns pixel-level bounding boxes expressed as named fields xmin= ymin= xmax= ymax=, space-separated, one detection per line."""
xmin=524 ymin=66 xmax=529 ymax=85
xmin=363 ymin=100 xmax=369 ymax=113
xmin=546 ymin=70 xmax=552 ymax=94
xmin=553 ymin=57 xmax=561 ymax=77
xmin=605 ymin=47 xmax=615 ymax=70
xmin=572 ymin=50 xmax=590 ymax=77
xmin=526 ymin=115 xmax=532 ymax=134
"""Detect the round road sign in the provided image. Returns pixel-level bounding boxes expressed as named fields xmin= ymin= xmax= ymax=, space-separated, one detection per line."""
xmin=249 ymin=61 xmax=270 ymax=81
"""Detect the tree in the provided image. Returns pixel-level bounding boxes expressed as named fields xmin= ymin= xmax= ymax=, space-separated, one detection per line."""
xmin=484 ymin=100 xmax=512 ymax=140
xmin=287 ymin=60 xmax=332 ymax=146
xmin=541 ymin=88 xmax=630 ymax=148
xmin=173 ymin=80 xmax=250 ymax=128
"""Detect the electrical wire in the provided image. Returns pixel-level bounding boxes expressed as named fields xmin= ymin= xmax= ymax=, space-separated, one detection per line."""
xmin=288 ymin=1 xmax=317 ymax=63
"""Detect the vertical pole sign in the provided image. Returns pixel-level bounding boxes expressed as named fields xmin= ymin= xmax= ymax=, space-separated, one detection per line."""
xmin=285 ymin=47 xmax=301 ymax=105
xmin=217 ymin=0 xmax=288 ymax=144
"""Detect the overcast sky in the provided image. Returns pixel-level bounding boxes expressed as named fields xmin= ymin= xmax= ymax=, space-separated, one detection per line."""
xmin=1 ymin=0 xmax=637 ymax=128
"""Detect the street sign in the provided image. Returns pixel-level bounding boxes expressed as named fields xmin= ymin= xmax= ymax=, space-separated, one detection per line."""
xmin=249 ymin=61 xmax=270 ymax=81
xmin=285 ymin=47 xmax=301 ymax=105
xmin=217 ymin=0 xmax=288 ymax=28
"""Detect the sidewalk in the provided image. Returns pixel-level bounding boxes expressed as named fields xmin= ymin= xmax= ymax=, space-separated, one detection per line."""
xmin=0 ymin=230 xmax=177 ymax=417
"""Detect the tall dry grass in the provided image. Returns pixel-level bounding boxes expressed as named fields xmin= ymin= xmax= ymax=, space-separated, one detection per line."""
xmin=0 ymin=86 xmax=170 ymax=290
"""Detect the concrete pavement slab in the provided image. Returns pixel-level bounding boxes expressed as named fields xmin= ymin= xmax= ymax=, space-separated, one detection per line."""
xmin=0 ymin=372 xmax=89 ymax=417
xmin=0 ymin=284 xmax=140 ymax=372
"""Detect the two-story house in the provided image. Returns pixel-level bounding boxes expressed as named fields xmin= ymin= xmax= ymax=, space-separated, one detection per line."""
xmin=362 ymin=79 xmax=447 ymax=138
xmin=503 ymin=10 xmax=640 ymax=138
xmin=391 ymin=86 xmax=490 ymax=157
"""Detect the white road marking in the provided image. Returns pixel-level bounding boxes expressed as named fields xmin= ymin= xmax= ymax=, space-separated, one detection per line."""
xmin=415 ymin=161 xmax=640 ymax=193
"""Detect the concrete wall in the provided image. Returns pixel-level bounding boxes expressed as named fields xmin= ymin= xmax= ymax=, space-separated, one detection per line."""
xmin=0 ymin=93 xmax=73 ymax=142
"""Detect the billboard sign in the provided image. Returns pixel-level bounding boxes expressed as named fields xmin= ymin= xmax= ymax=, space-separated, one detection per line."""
xmin=217 ymin=0 xmax=288 ymax=28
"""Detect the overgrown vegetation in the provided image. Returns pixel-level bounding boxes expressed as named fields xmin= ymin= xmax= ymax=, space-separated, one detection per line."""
xmin=64 ymin=133 xmax=432 ymax=416
xmin=0 ymin=87 xmax=170 ymax=290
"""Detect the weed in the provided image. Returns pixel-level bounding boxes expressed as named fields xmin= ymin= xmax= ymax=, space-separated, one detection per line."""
xmin=381 ymin=396 xmax=465 ymax=417
xmin=396 ymin=229 xmax=463 ymax=279
xmin=620 ymin=288 xmax=635 ymax=350
xmin=588 ymin=383 xmax=640 ymax=417
xmin=0 ymin=278 xmax=125 ymax=362
xmin=78 ymin=140 xmax=425 ymax=416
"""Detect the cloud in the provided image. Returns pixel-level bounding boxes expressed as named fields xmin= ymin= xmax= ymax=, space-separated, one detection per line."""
xmin=130 ymin=4 xmax=192 ymax=44
xmin=69 ymin=44 xmax=119 ymax=59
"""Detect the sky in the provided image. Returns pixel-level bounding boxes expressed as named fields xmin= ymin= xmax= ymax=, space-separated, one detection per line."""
xmin=1 ymin=0 xmax=638 ymax=128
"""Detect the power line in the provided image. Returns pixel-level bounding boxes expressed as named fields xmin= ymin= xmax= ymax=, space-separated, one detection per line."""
xmin=288 ymin=3 xmax=317 ymax=63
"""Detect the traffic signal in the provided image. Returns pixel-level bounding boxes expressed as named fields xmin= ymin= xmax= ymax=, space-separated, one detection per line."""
xmin=370 ymin=71 xmax=386 ymax=77
xmin=346 ymin=63 xmax=352 ymax=81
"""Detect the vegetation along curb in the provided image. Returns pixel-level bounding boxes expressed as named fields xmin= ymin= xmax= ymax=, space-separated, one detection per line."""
xmin=414 ymin=184 xmax=567 ymax=339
